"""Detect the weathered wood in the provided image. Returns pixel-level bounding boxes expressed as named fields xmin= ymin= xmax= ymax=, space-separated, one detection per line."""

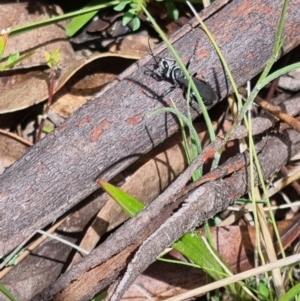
xmin=0 ymin=0 xmax=300 ymax=260
xmin=32 ymin=129 xmax=300 ymax=301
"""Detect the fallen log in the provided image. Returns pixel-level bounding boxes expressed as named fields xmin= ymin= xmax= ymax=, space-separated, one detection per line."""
xmin=32 ymin=129 xmax=300 ymax=301
xmin=0 ymin=0 xmax=300 ymax=298
xmin=1 ymin=0 xmax=299 ymax=257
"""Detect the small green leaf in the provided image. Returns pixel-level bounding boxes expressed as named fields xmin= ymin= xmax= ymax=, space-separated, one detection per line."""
xmin=278 ymin=282 xmax=300 ymax=301
xmin=0 ymin=283 xmax=17 ymax=301
xmin=6 ymin=248 xmax=24 ymax=267
xmin=45 ymin=51 xmax=51 ymax=63
xmin=122 ymin=11 xmax=134 ymax=26
xmin=92 ymin=291 xmax=108 ymax=301
xmin=131 ymin=16 xmax=141 ymax=31
xmin=4 ymin=51 xmax=34 ymax=69
xmin=258 ymin=280 xmax=270 ymax=299
xmin=0 ymin=29 xmax=10 ymax=59
xmin=128 ymin=8 xmax=137 ymax=15
xmin=42 ymin=126 xmax=54 ymax=134
xmin=172 ymin=232 xmax=250 ymax=300
xmin=45 ymin=49 xmax=60 ymax=69
xmin=97 ymin=180 xmax=144 ymax=217
xmin=129 ymin=2 xmax=136 ymax=8
xmin=52 ymin=49 xmax=60 ymax=64
xmin=166 ymin=2 xmax=179 ymax=20
xmin=114 ymin=1 xmax=129 ymax=11
xmin=6 ymin=52 xmax=19 ymax=66
xmin=66 ymin=0 xmax=111 ymax=37
xmin=66 ymin=11 xmax=98 ymax=37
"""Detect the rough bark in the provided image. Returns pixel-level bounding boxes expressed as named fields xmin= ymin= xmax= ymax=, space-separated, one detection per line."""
xmin=0 ymin=0 xmax=300 ymax=270
xmin=32 ymin=129 xmax=300 ymax=301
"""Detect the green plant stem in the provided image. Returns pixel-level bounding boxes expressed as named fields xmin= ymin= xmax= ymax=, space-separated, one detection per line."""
xmin=151 ymin=107 xmax=202 ymax=153
xmin=220 ymin=0 xmax=289 ymax=149
xmin=248 ymin=111 xmax=266 ymax=275
xmin=171 ymin=99 xmax=202 ymax=180
xmin=186 ymin=2 xmax=244 ymax=165
xmin=140 ymin=3 xmax=215 ymax=143
xmin=36 ymin=68 xmax=56 ymax=142
xmin=9 ymin=1 xmax=119 ymax=37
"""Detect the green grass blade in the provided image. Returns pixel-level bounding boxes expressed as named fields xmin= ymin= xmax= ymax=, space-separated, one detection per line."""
xmin=65 ymin=0 xmax=105 ymax=37
xmin=0 ymin=283 xmax=17 ymax=301
xmin=4 ymin=51 xmax=34 ymax=69
xmin=97 ymin=179 xmax=250 ymax=299
xmin=172 ymin=232 xmax=251 ymax=300
xmin=220 ymin=0 xmax=289 ymax=149
xmin=97 ymin=180 xmax=144 ymax=217
xmin=9 ymin=1 xmax=119 ymax=38
xmin=0 ymin=30 xmax=9 ymax=59
xmin=152 ymin=107 xmax=202 ymax=153
xmin=169 ymin=100 xmax=203 ymax=180
xmin=97 ymin=179 xmax=253 ymax=299
xmin=277 ymin=282 xmax=300 ymax=301
xmin=140 ymin=2 xmax=215 ymax=142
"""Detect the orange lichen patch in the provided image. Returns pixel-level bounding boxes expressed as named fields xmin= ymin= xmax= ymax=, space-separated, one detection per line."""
xmin=0 ymin=191 xmax=5 ymax=197
xmin=225 ymin=162 xmax=245 ymax=174
xmin=197 ymin=49 xmax=209 ymax=60
xmin=57 ymin=123 xmax=67 ymax=132
xmin=247 ymin=52 xmax=254 ymax=59
xmin=39 ymin=162 xmax=46 ymax=170
xmin=256 ymin=4 xmax=278 ymax=16
xmin=232 ymin=2 xmax=253 ymax=18
xmin=222 ymin=33 xmax=233 ymax=43
xmin=98 ymin=99 xmax=106 ymax=105
xmin=166 ymin=99 xmax=173 ymax=106
xmin=126 ymin=114 xmax=142 ymax=126
xmin=202 ymin=147 xmax=217 ymax=161
xmin=181 ymin=55 xmax=189 ymax=64
xmin=197 ymin=70 xmax=206 ymax=78
xmin=239 ymin=23 xmax=249 ymax=32
xmin=28 ymin=188 xmax=34 ymax=194
xmin=254 ymin=27 xmax=260 ymax=35
xmin=91 ymin=120 xmax=110 ymax=142
xmin=233 ymin=0 xmax=276 ymax=19
xmin=200 ymin=172 xmax=221 ymax=182
xmin=241 ymin=65 xmax=252 ymax=73
xmin=74 ymin=116 xmax=92 ymax=127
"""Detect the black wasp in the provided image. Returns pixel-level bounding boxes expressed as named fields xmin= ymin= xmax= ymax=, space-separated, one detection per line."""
xmin=147 ymin=48 xmax=218 ymax=106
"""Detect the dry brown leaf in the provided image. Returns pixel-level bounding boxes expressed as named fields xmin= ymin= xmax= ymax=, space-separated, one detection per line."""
xmin=51 ymin=55 xmax=138 ymax=118
xmin=121 ymin=217 xmax=300 ymax=300
xmin=1 ymin=3 xmax=74 ymax=69
xmin=0 ymin=132 xmax=29 ymax=174
xmin=122 ymin=257 xmax=205 ymax=301
xmin=68 ymin=121 xmax=220 ymax=267
xmin=0 ymin=70 xmax=42 ymax=94
xmin=69 ymin=141 xmax=187 ymax=266
xmin=108 ymin=32 xmax=157 ymax=55
xmin=0 ymin=53 xmax=140 ymax=114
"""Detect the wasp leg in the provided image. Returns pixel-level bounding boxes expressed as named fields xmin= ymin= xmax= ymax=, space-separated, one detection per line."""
xmin=161 ymin=85 xmax=177 ymax=97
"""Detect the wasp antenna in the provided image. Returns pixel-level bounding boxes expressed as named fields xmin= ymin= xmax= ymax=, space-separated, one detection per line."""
xmin=148 ymin=37 xmax=159 ymax=65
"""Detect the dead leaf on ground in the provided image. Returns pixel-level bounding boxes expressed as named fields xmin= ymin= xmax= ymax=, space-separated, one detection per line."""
xmin=68 ymin=120 xmax=221 ymax=267
xmin=121 ymin=216 xmax=300 ymax=300
xmin=0 ymin=237 xmax=74 ymax=301
xmin=0 ymin=2 xmax=75 ymax=69
xmin=51 ymin=54 xmax=138 ymax=118
xmin=0 ymin=131 xmax=29 ymax=174
xmin=108 ymin=31 xmax=157 ymax=55
xmin=0 ymin=52 xmax=140 ymax=114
